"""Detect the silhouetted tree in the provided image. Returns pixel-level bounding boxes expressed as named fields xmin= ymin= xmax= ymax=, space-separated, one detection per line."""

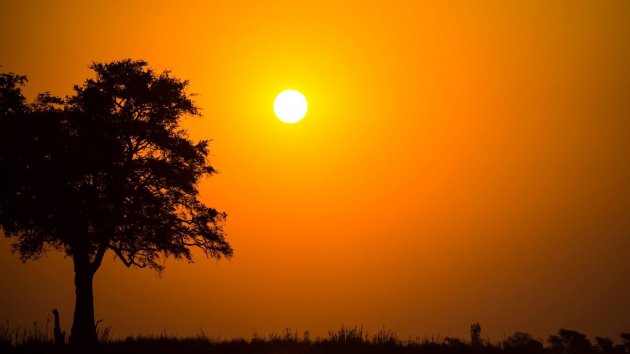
xmin=0 ymin=60 xmax=232 ymax=347
xmin=0 ymin=72 xmax=27 ymax=115
xmin=621 ymin=333 xmax=630 ymax=353
xmin=594 ymin=337 xmax=616 ymax=353
xmin=548 ymin=329 xmax=592 ymax=354
xmin=471 ymin=322 xmax=482 ymax=348
xmin=503 ymin=331 xmax=544 ymax=354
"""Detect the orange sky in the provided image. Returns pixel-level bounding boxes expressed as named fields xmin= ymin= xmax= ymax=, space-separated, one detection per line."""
xmin=1 ymin=0 xmax=629 ymax=341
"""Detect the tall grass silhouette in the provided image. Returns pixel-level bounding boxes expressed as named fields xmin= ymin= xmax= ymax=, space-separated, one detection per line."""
xmin=1 ymin=322 xmax=629 ymax=354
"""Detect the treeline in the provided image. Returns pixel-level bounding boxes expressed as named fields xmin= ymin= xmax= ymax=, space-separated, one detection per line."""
xmin=2 ymin=323 xmax=629 ymax=354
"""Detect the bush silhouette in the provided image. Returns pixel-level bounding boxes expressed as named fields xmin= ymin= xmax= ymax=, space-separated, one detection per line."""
xmin=549 ymin=329 xmax=592 ymax=354
xmin=503 ymin=331 xmax=543 ymax=354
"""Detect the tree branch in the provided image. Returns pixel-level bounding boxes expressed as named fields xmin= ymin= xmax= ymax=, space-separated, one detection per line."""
xmin=111 ymin=246 xmax=133 ymax=267
xmin=90 ymin=242 xmax=109 ymax=274
xmin=111 ymin=246 xmax=147 ymax=268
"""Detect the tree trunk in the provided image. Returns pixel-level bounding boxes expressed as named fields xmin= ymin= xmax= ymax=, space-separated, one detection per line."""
xmin=69 ymin=251 xmax=98 ymax=346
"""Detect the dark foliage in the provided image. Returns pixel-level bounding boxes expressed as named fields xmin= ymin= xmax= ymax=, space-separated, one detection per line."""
xmin=471 ymin=322 xmax=482 ymax=348
xmin=549 ymin=329 xmax=593 ymax=354
xmin=503 ymin=331 xmax=543 ymax=354
xmin=0 ymin=60 xmax=232 ymax=346
xmin=3 ymin=326 xmax=630 ymax=354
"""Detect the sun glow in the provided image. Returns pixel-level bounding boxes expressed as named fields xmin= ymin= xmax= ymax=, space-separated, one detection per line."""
xmin=273 ymin=90 xmax=308 ymax=123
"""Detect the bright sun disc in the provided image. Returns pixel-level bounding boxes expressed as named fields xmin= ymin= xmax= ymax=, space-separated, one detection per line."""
xmin=274 ymin=90 xmax=307 ymax=123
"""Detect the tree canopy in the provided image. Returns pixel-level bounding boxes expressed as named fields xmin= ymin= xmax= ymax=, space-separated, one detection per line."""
xmin=0 ymin=59 xmax=232 ymax=345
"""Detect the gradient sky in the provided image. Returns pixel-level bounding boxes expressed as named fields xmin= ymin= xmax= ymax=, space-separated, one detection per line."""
xmin=1 ymin=0 xmax=629 ymax=341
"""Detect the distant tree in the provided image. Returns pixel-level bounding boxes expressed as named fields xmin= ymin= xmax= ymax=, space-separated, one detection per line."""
xmin=548 ymin=329 xmax=592 ymax=354
xmin=0 ymin=72 xmax=27 ymax=115
xmin=621 ymin=333 xmax=630 ymax=353
xmin=503 ymin=331 xmax=544 ymax=354
xmin=594 ymin=337 xmax=614 ymax=353
xmin=471 ymin=322 xmax=482 ymax=348
xmin=0 ymin=60 xmax=232 ymax=346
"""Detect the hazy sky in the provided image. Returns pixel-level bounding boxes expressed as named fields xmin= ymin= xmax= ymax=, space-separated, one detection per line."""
xmin=1 ymin=0 xmax=629 ymax=341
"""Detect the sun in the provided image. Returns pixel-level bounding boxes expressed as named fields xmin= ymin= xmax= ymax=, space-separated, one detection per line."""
xmin=274 ymin=90 xmax=308 ymax=123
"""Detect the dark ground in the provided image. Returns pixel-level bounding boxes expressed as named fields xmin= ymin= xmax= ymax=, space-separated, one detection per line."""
xmin=2 ymin=325 xmax=629 ymax=354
